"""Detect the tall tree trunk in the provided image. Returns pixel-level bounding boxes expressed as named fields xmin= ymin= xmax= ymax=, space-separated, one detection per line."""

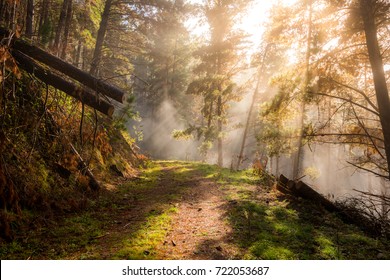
xmin=53 ymin=0 xmax=69 ymax=53
xmin=236 ymin=43 xmax=273 ymax=170
xmin=0 ymin=0 xmax=4 ymax=20
xmin=89 ymin=0 xmax=112 ymax=76
xmin=25 ymin=0 xmax=34 ymax=39
xmin=217 ymin=94 xmax=223 ymax=167
xmin=60 ymin=0 xmax=72 ymax=59
xmin=37 ymin=0 xmax=50 ymax=44
xmin=163 ymin=58 xmax=169 ymax=99
xmin=360 ymin=0 xmax=390 ymax=179
xmin=75 ymin=39 xmax=83 ymax=68
xmin=37 ymin=0 xmax=46 ymax=34
xmin=292 ymin=0 xmax=312 ymax=179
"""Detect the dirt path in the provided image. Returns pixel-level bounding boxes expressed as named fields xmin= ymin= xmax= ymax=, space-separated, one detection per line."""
xmin=157 ymin=177 xmax=241 ymax=260
xmin=69 ymin=161 xmax=245 ymax=260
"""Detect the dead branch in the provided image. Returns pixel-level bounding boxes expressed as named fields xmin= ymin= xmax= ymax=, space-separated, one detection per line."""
xmin=315 ymin=92 xmax=379 ymax=116
xmin=329 ymin=78 xmax=379 ymax=112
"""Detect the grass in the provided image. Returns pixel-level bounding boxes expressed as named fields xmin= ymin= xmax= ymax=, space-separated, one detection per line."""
xmin=0 ymin=213 xmax=104 ymax=259
xmin=226 ymin=198 xmax=389 ymax=260
xmin=114 ymin=206 xmax=178 ymax=259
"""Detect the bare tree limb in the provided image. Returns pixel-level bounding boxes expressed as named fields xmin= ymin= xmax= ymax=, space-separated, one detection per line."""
xmin=351 ymin=106 xmax=385 ymax=159
xmin=347 ymin=160 xmax=388 ymax=179
xmin=329 ymin=78 xmax=379 ymax=112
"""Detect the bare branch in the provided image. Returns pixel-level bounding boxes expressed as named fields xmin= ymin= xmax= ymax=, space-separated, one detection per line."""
xmin=315 ymin=92 xmax=379 ymax=116
xmin=347 ymin=161 xmax=388 ymax=179
xmin=329 ymin=78 xmax=379 ymax=112
xmin=351 ymin=106 xmax=385 ymax=159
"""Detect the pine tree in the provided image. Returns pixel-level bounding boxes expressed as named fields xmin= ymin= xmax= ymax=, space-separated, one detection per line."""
xmin=185 ymin=0 xmax=251 ymax=166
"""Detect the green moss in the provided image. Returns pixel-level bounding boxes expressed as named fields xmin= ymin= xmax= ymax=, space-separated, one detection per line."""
xmin=315 ymin=234 xmax=338 ymax=259
xmin=114 ymin=206 xmax=177 ymax=260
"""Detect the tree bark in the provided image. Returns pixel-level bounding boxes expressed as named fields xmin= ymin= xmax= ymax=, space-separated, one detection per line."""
xmin=89 ymin=0 xmax=112 ymax=76
xmin=293 ymin=0 xmax=312 ymax=179
xmin=60 ymin=0 xmax=72 ymax=59
xmin=37 ymin=0 xmax=49 ymax=42
xmin=360 ymin=0 xmax=390 ymax=179
xmin=53 ymin=0 xmax=69 ymax=53
xmin=25 ymin=0 xmax=34 ymax=39
xmin=236 ymin=43 xmax=273 ymax=170
xmin=217 ymin=94 xmax=223 ymax=167
xmin=12 ymin=50 xmax=114 ymax=116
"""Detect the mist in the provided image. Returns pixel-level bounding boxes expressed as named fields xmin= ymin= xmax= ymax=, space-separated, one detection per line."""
xmin=131 ymin=99 xmax=201 ymax=161
xmin=129 ymin=72 xmax=388 ymax=204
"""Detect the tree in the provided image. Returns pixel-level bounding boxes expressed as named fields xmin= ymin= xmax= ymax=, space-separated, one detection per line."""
xmin=25 ymin=0 xmax=34 ymax=39
xmin=292 ymin=0 xmax=313 ymax=179
xmin=89 ymin=0 xmax=112 ymax=76
xmin=184 ymin=0 xmax=250 ymax=166
xmin=260 ymin=0 xmax=390 ymax=183
xmin=359 ymin=0 xmax=390 ymax=179
xmin=60 ymin=0 xmax=73 ymax=59
xmin=53 ymin=0 xmax=71 ymax=53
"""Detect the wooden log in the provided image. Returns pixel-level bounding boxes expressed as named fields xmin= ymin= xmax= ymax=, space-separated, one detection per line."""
xmin=0 ymin=27 xmax=125 ymax=103
xmin=279 ymin=174 xmax=289 ymax=186
xmin=294 ymin=181 xmax=340 ymax=212
xmin=12 ymin=50 xmax=114 ymax=117
xmin=277 ymin=175 xmax=339 ymax=212
xmin=276 ymin=174 xmax=291 ymax=193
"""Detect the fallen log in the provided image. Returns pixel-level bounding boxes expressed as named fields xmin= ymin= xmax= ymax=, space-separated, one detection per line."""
xmin=294 ymin=181 xmax=340 ymax=212
xmin=0 ymin=27 xmax=125 ymax=103
xmin=13 ymin=50 xmax=114 ymax=117
xmin=278 ymin=174 xmax=339 ymax=212
xmin=276 ymin=174 xmax=382 ymax=234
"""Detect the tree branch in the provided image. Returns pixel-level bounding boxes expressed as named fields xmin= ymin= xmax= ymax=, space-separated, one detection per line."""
xmin=329 ymin=78 xmax=379 ymax=112
xmin=315 ymin=92 xmax=379 ymax=116
xmin=347 ymin=160 xmax=388 ymax=179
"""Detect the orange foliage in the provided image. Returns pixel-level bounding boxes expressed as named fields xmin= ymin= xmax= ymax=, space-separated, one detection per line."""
xmin=252 ymin=156 xmax=268 ymax=176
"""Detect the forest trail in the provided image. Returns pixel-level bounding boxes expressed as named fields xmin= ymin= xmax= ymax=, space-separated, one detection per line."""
xmin=156 ymin=167 xmax=239 ymax=259
xmin=73 ymin=161 xmax=254 ymax=260
xmin=2 ymin=160 xmax=389 ymax=260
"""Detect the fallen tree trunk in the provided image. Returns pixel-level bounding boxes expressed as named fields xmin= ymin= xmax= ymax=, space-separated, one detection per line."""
xmin=0 ymin=27 xmax=125 ymax=103
xmin=277 ymin=174 xmax=339 ymax=212
xmin=13 ymin=50 xmax=114 ymax=117
xmin=294 ymin=181 xmax=339 ymax=212
xmin=276 ymin=174 xmax=385 ymax=236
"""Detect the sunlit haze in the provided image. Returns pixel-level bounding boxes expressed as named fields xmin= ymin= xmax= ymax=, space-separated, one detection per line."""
xmin=186 ymin=0 xmax=298 ymax=60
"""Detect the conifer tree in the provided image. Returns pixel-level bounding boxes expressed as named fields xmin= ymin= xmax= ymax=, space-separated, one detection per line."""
xmin=185 ymin=0 xmax=250 ymax=166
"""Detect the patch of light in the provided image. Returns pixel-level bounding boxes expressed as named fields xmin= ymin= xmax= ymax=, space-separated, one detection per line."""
xmin=185 ymin=0 xmax=299 ymax=47
xmin=323 ymin=37 xmax=340 ymax=52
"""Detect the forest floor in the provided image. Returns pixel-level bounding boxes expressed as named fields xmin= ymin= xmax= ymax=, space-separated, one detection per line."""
xmin=1 ymin=160 xmax=390 ymax=260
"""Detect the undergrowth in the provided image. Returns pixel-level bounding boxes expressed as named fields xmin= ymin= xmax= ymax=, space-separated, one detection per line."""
xmin=0 ymin=53 xmax=143 ymax=243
